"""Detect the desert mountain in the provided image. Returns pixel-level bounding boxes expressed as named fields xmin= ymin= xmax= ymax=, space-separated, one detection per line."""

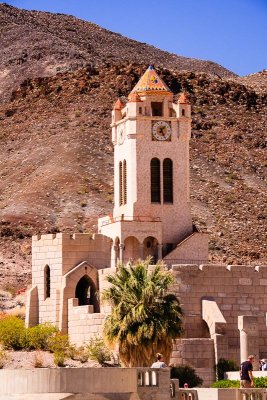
xmin=0 ymin=4 xmax=266 ymax=290
xmin=0 ymin=3 xmax=237 ymax=104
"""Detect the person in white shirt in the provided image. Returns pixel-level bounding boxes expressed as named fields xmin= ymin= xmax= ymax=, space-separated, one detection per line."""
xmin=151 ymin=353 xmax=167 ymax=368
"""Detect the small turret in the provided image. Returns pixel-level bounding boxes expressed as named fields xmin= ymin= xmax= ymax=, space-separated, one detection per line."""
xmin=177 ymin=92 xmax=191 ymax=118
xmin=112 ymin=98 xmax=124 ymax=124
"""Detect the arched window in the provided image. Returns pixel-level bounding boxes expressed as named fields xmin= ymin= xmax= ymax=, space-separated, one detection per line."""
xmin=119 ymin=161 xmax=123 ymax=206
xmin=119 ymin=160 xmax=127 ymax=206
xmin=151 ymin=158 xmax=161 ymax=203
xmin=44 ymin=265 xmax=50 ymax=299
xmin=163 ymin=158 xmax=173 ymax=203
xmin=123 ymin=160 xmax=127 ymax=205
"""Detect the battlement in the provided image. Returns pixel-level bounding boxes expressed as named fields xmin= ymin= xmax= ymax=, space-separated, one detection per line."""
xmin=172 ymin=263 xmax=267 ymax=274
xmin=32 ymin=232 xmax=108 ymax=243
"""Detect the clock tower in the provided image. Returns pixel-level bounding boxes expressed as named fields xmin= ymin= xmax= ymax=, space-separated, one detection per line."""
xmin=98 ymin=66 xmax=208 ymax=266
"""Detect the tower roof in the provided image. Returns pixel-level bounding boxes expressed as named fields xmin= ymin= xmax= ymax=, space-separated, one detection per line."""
xmin=128 ymin=92 xmax=141 ymax=102
xmin=130 ymin=66 xmax=171 ymax=95
xmin=178 ymin=92 xmax=190 ymax=104
xmin=113 ymin=98 xmax=124 ymax=110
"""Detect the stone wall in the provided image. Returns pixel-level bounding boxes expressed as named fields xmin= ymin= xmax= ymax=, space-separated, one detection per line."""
xmin=171 ymin=264 xmax=267 ymax=363
xmin=170 ymin=338 xmax=215 ymax=387
xmin=68 ymin=298 xmax=105 ymax=346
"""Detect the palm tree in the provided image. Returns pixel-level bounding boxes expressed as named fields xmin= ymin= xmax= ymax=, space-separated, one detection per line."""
xmin=102 ymin=258 xmax=183 ymax=367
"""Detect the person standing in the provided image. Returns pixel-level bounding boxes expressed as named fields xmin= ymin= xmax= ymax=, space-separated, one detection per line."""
xmin=240 ymin=355 xmax=255 ymax=388
xmin=151 ymin=353 xmax=167 ymax=368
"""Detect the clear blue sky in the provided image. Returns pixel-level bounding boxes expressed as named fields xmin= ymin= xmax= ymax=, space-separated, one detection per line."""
xmin=6 ymin=0 xmax=267 ymax=76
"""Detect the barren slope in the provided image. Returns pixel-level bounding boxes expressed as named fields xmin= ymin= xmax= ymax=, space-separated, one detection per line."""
xmin=0 ymin=3 xmax=236 ymax=103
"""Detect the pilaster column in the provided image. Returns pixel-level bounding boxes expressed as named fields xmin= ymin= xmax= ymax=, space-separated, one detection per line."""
xmin=157 ymin=244 xmax=163 ymax=261
xmin=139 ymin=244 xmax=144 ymax=260
xmin=119 ymin=244 xmax=124 ymax=264
xmin=111 ymin=245 xmax=117 ymax=268
xmin=238 ymin=315 xmax=259 ymax=369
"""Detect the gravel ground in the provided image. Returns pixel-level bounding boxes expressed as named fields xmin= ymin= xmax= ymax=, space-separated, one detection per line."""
xmin=2 ymin=350 xmax=100 ymax=369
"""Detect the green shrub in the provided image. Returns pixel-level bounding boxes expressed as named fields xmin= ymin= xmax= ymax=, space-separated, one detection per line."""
xmin=86 ymin=337 xmax=111 ymax=366
xmin=48 ymin=333 xmax=69 ymax=354
xmin=253 ymin=377 xmax=267 ymax=388
xmin=171 ymin=365 xmax=203 ymax=388
xmin=0 ymin=316 xmax=27 ymax=349
xmin=54 ymin=351 xmax=65 ymax=367
xmin=211 ymin=380 xmax=240 ymax=388
xmin=211 ymin=377 xmax=267 ymax=388
xmin=27 ymin=323 xmax=58 ymax=350
xmin=215 ymin=358 xmax=239 ymax=380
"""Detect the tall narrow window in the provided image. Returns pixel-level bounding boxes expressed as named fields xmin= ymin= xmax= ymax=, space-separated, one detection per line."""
xmin=163 ymin=158 xmax=173 ymax=203
xmin=123 ymin=160 xmax=127 ymax=205
xmin=119 ymin=161 xmax=123 ymax=206
xmin=44 ymin=265 xmax=50 ymax=299
xmin=151 ymin=158 xmax=161 ymax=203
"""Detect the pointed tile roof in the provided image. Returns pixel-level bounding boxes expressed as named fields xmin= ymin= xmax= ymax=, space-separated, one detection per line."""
xmin=113 ymin=98 xmax=124 ymax=110
xmin=178 ymin=92 xmax=190 ymax=104
xmin=130 ymin=66 xmax=171 ymax=95
xmin=128 ymin=92 xmax=141 ymax=102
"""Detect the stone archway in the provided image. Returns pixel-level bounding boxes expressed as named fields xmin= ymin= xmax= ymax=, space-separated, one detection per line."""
xmin=59 ymin=261 xmax=99 ymax=333
xmin=143 ymin=236 xmax=159 ymax=264
xmin=124 ymin=236 xmax=140 ymax=262
xmin=75 ymin=274 xmax=99 ymax=311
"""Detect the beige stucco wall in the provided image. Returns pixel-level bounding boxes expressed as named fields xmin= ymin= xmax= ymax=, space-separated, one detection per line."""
xmin=0 ymin=368 xmax=170 ymax=400
xmin=164 ymin=232 xmax=209 ymax=265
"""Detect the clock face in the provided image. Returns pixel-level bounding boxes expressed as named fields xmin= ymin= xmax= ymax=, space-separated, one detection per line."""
xmin=152 ymin=121 xmax=171 ymax=141
xmin=118 ymin=125 xmax=125 ymax=145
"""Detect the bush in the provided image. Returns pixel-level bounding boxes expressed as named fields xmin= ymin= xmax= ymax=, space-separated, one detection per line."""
xmin=86 ymin=337 xmax=111 ymax=366
xmin=47 ymin=333 xmax=69 ymax=354
xmin=67 ymin=344 xmax=78 ymax=360
xmin=253 ymin=377 xmax=267 ymax=388
xmin=211 ymin=377 xmax=267 ymax=388
xmin=0 ymin=316 xmax=27 ymax=349
xmin=27 ymin=323 xmax=58 ymax=350
xmin=215 ymin=358 xmax=239 ymax=380
xmin=32 ymin=351 xmax=44 ymax=368
xmin=0 ymin=349 xmax=8 ymax=368
xmin=211 ymin=380 xmax=240 ymax=388
xmin=75 ymin=346 xmax=90 ymax=363
xmin=171 ymin=365 xmax=203 ymax=388
xmin=54 ymin=351 xmax=65 ymax=367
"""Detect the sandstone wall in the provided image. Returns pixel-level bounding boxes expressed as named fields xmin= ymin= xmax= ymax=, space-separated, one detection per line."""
xmin=171 ymin=264 xmax=267 ymax=362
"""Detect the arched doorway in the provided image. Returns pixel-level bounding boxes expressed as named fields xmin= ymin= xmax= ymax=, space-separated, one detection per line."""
xmin=75 ymin=275 xmax=100 ymax=312
xmin=124 ymin=236 xmax=140 ymax=262
xmin=143 ymin=236 xmax=159 ymax=264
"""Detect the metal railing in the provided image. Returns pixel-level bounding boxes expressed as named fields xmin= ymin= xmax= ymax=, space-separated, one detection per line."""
xmin=101 ymin=215 xmax=161 ymax=226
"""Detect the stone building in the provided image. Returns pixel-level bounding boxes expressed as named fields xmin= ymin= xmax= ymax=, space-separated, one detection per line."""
xmin=26 ymin=67 xmax=267 ymax=386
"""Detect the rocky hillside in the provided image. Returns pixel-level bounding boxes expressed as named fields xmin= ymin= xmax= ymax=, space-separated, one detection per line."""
xmin=0 ymin=5 xmax=266 ymax=290
xmin=0 ymin=3 xmax=236 ymax=104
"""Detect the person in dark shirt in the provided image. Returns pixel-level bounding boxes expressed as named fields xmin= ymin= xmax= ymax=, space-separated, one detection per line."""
xmin=240 ymin=355 xmax=255 ymax=388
